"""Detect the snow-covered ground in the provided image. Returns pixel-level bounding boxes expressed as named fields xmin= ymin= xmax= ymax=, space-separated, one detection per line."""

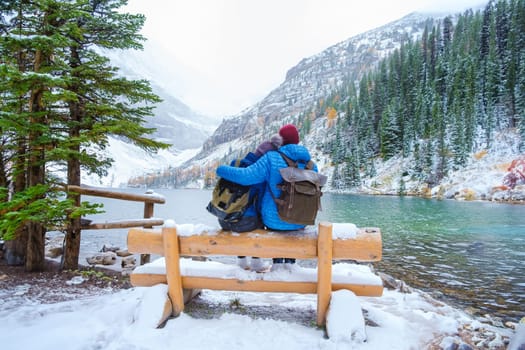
xmin=1 ymin=222 xmax=520 ymax=350
xmin=0 ymin=287 xmax=478 ymax=348
xmin=0 ymin=266 xmax=515 ymax=350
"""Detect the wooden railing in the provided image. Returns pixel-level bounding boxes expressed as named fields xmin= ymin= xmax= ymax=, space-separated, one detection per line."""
xmin=66 ymin=185 xmax=165 ymax=263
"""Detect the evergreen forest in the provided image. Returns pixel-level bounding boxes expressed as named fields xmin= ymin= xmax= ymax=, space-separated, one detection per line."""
xmin=323 ymin=0 xmax=525 ymax=190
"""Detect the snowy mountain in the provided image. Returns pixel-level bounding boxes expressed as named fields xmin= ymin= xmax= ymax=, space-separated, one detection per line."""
xmin=91 ymin=10 xmax=524 ymax=202
xmin=101 ymin=43 xmax=219 ymax=147
xmin=167 ymin=10 xmax=523 ymax=202
xmin=86 ymin=12 xmax=445 ymax=187
xmin=198 ymin=12 xmax=439 ymax=157
xmin=82 ymin=43 xmax=221 ymax=187
xmin=91 ymin=12 xmax=440 ymax=188
xmin=169 ymin=13 xmax=441 ymax=179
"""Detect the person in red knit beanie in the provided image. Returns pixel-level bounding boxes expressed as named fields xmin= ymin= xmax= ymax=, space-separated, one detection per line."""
xmin=279 ymin=124 xmax=299 ymax=145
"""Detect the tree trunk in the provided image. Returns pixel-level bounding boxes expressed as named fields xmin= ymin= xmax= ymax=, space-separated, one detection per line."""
xmin=25 ymin=221 xmax=45 ymax=271
xmin=25 ymin=49 xmax=46 ymax=272
xmin=62 ymin=155 xmax=81 ymax=270
xmin=4 ymin=231 xmax=27 ymax=266
xmin=25 ymin=138 xmax=46 ymax=272
xmin=4 ymin=138 xmax=30 ymax=266
xmin=62 ymin=218 xmax=81 ymax=270
xmin=62 ymin=45 xmax=83 ymax=270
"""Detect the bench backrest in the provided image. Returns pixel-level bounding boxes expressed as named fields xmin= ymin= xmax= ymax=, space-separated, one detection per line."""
xmin=128 ymin=225 xmax=382 ymax=262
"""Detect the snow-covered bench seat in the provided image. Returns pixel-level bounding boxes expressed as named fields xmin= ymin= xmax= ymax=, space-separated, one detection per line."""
xmin=127 ymin=221 xmax=383 ymax=327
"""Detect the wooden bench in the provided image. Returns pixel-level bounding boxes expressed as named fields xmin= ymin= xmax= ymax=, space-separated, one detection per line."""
xmin=127 ymin=221 xmax=383 ymax=327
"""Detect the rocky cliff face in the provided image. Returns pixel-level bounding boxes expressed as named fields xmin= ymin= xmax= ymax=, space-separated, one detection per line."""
xmin=198 ymin=12 xmax=438 ymax=158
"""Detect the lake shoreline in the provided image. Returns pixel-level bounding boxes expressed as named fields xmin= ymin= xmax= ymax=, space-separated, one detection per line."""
xmin=327 ymin=188 xmax=525 ymax=205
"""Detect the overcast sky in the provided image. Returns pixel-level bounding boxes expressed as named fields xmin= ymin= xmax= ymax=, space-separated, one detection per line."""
xmin=124 ymin=0 xmax=487 ymax=118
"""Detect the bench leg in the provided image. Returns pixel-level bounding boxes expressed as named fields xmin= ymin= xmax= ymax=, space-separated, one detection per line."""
xmin=317 ymin=221 xmax=333 ymax=326
xmin=163 ymin=226 xmax=184 ymax=317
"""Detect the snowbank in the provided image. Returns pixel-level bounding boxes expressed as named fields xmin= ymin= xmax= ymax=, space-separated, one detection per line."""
xmin=0 ymin=270 xmax=515 ymax=350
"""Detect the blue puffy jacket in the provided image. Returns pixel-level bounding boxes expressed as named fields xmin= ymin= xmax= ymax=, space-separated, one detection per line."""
xmin=216 ymin=144 xmax=317 ymax=231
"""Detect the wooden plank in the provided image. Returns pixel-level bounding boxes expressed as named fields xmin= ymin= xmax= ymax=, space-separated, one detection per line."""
xmin=127 ymin=227 xmax=382 ymax=262
xmin=163 ymin=226 xmax=184 ymax=317
xmin=130 ymin=272 xmax=167 ymax=286
xmin=316 ymin=222 xmax=333 ymax=326
xmin=82 ymin=219 xmax=164 ymax=230
xmin=333 ymin=228 xmax=382 ymax=261
xmin=130 ymin=274 xmax=383 ymax=297
xmin=180 ymin=230 xmax=317 ymax=258
xmin=182 ymin=277 xmax=316 ymax=293
xmin=65 ymin=185 xmax=165 ymax=204
xmin=128 ymin=228 xmax=164 ymax=255
xmin=184 ymin=277 xmax=383 ymax=296
xmin=143 ymin=202 xmax=155 ymax=221
xmin=332 ymin=282 xmax=383 ymax=297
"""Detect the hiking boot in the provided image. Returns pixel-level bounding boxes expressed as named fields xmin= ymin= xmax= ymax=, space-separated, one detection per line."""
xmin=270 ymin=262 xmax=287 ymax=272
xmin=284 ymin=258 xmax=297 ymax=272
xmin=250 ymin=257 xmax=269 ymax=273
xmin=270 ymin=258 xmax=287 ymax=272
xmin=238 ymin=256 xmax=250 ymax=270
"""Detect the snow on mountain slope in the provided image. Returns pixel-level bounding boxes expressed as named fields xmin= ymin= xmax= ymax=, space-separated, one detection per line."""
xmin=82 ymin=137 xmax=200 ymax=188
xmin=82 ymin=42 xmax=223 ymax=186
xmin=302 ymin=117 xmax=524 ymax=202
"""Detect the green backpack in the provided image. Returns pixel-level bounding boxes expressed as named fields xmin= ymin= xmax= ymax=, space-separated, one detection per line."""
xmin=273 ymin=153 xmax=327 ymax=225
xmin=207 ymin=177 xmax=251 ymax=223
xmin=206 ymin=159 xmax=262 ymax=232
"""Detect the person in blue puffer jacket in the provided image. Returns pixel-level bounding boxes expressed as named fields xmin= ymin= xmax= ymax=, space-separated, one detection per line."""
xmin=216 ymin=124 xmax=318 ymax=271
xmin=231 ymin=134 xmax=282 ymax=272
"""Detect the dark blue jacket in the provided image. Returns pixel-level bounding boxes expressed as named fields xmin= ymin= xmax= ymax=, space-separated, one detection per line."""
xmin=233 ymin=152 xmax=263 ymax=218
xmin=217 ymin=144 xmax=317 ymax=231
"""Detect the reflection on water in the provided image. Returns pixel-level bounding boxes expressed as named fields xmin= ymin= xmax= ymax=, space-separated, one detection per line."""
xmin=83 ymin=189 xmax=525 ymax=322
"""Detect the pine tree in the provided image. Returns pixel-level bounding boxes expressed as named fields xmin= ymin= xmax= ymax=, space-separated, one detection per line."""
xmin=0 ymin=0 xmax=169 ymax=271
xmin=380 ymin=99 xmax=401 ymax=159
xmin=331 ymin=164 xmax=342 ymax=189
xmin=517 ymin=48 xmax=525 ymax=151
xmin=333 ymin=0 xmax=524 ymax=189
xmin=58 ymin=0 xmax=168 ymax=270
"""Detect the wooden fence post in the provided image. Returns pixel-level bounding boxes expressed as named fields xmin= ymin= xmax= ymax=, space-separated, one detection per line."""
xmin=316 ymin=221 xmax=333 ymax=326
xmin=162 ymin=225 xmax=184 ymax=317
xmin=141 ymin=190 xmax=155 ymax=264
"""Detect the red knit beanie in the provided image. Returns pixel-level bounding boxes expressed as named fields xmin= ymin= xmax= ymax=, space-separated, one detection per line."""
xmin=279 ymin=124 xmax=299 ymax=145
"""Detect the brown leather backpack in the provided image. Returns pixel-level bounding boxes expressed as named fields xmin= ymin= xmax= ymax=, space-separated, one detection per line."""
xmin=272 ymin=153 xmax=327 ymax=225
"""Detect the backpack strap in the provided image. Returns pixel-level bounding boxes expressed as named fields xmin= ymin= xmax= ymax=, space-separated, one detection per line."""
xmin=268 ymin=152 xmax=292 ymax=206
xmin=278 ymin=151 xmax=314 ymax=170
xmin=305 ymin=160 xmax=314 ymax=170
